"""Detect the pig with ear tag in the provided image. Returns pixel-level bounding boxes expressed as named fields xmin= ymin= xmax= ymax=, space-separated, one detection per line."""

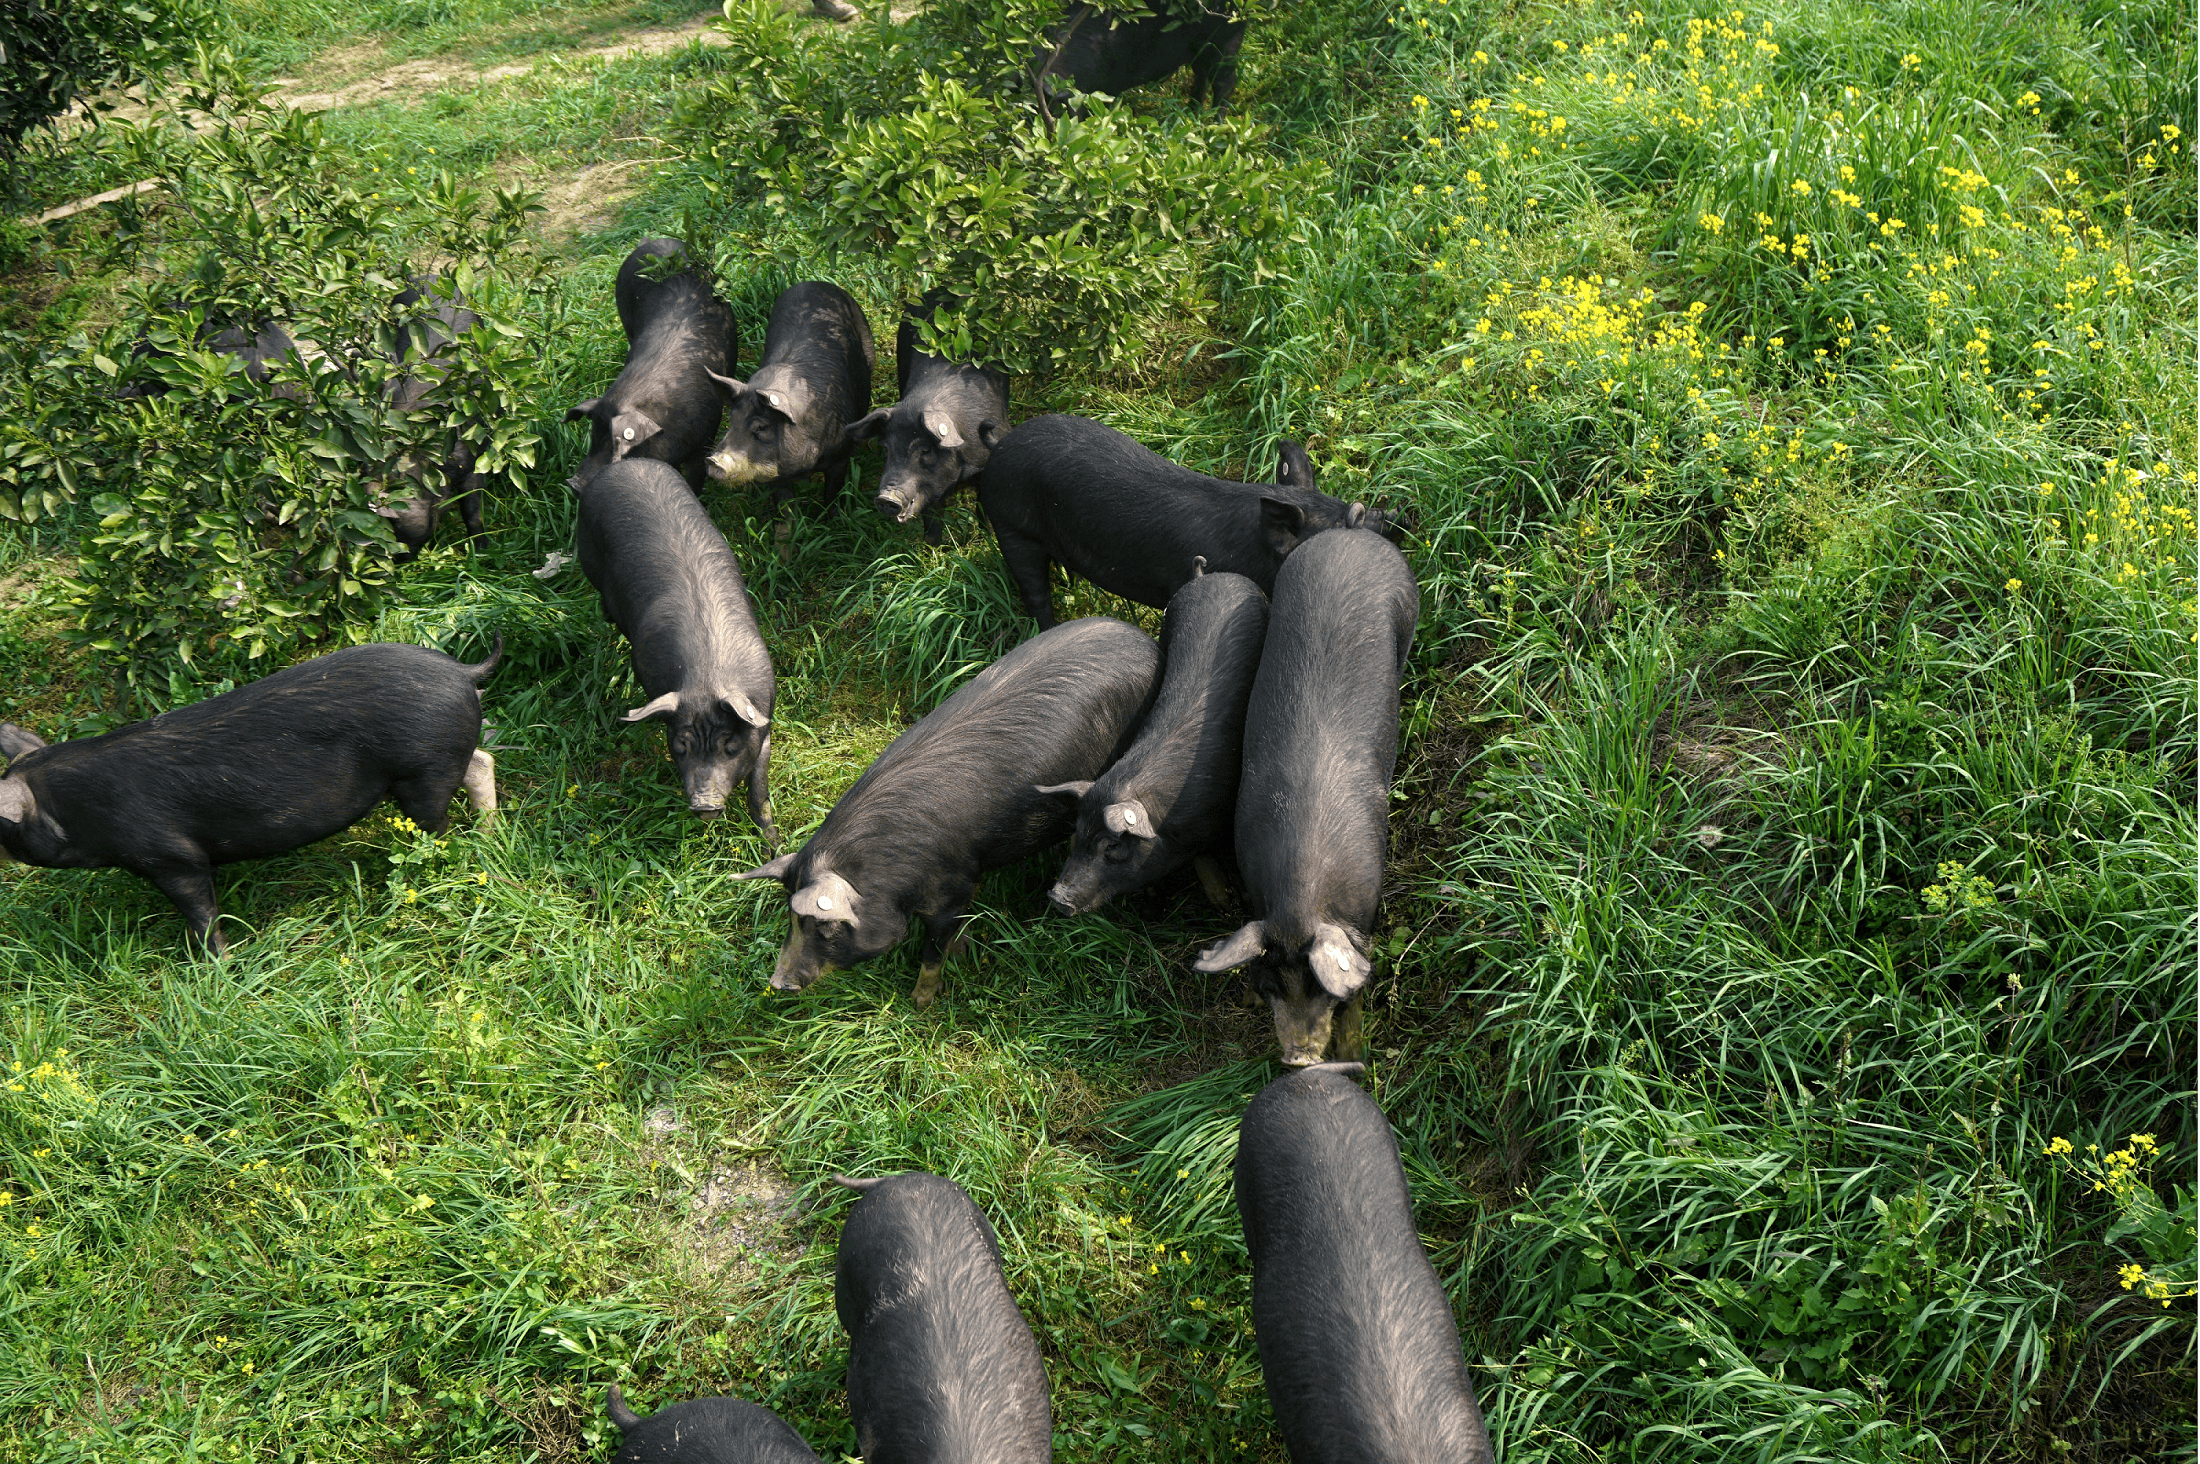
xmin=1194 ymin=526 xmax=1418 ymax=1067
xmin=568 ymin=240 xmax=740 ymax=491
xmin=976 ymin=413 xmax=1412 ymax=628
xmin=602 ymin=1383 xmax=822 ymax=1463
xmin=845 ymin=292 xmax=1010 ymax=545
xmin=1041 ymin=557 xmax=1268 ymax=915
xmin=737 ymin=616 xmax=1157 ymax=1008
xmin=704 ymin=281 xmax=874 ymax=516
xmin=577 ymin=457 xmax=777 ymax=835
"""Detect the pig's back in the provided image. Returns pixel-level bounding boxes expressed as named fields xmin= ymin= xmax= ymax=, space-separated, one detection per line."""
xmin=1238 ymin=1071 xmax=1490 ymax=1463
xmin=821 ymin=617 xmax=1158 ymax=865
xmin=1236 ymin=530 xmax=1417 ymax=921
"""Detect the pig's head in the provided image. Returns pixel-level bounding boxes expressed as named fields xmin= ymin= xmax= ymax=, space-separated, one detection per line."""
xmin=734 ymin=853 xmax=897 ymax=992
xmin=620 ymin=688 xmax=768 ymax=817
xmin=1037 ymin=779 xmax=1182 ymax=915
xmin=0 ymin=724 xmax=52 ymax=867
xmin=1193 ymin=919 xmax=1371 ymax=1067
xmin=565 ymin=396 xmax=662 ymax=487
xmin=704 ymin=370 xmax=819 ymax=485
xmin=849 ymin=404 xmax=1002 ymax=527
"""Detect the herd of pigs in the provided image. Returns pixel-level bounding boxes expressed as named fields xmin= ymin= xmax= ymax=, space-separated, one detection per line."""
xmin=0 ymin=232 xmax=1496 ymax=1459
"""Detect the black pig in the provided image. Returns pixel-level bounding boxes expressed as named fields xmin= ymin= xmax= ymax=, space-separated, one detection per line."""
xmin=834 ymin=1172 xmax=1051 ymax=1464
xmin=1193 ymin=529 xmax=1418 ymax=1066
xmin=604 ymin=1384 xmax=820 ymax=1463
xmin=0 ymin=641 xmax=500 ymax=955
xmin=705 ymin=282 xmax=875 ymax=513
xmin=736 ymin=617 xmax=1156 ymax=1007
xmin=1036 ymin=2 xmax=1246 ymax=110
xmin=976 ymin=414 xmax=1408 ymax=627
xmin=113 ymin=317 xmax=300 ymax=400
xmin=1235 ymin=1064 xmax=1496 ymax=1464
xmin=578 ymin=458 xmax=777 ymax=834
xmin=846 ymin=298 xmax=1010 ymax=545
xmin=1039 ymin=558 xmax=1267 ymax=914
xmin=376 ymin=277 xmax=486 ymax=557
xmin=569 ymin=240 xmax=740 ymax=490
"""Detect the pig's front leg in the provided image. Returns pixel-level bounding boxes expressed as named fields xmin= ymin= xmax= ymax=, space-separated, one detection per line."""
xmin=910 ymin=907 xmax=969 ymax=1010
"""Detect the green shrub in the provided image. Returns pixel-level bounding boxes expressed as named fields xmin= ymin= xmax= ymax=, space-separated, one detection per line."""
xmin=0 ymin=0 xmax=215 ymax=168
xmin=684 ymin=0 xmax=1321 ymax=376
xmin=0 ymin=60 xmax=553 ymax=705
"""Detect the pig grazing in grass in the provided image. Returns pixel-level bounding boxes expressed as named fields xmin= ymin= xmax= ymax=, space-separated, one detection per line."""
xmin=847 ymin=298 xmax=1010 ymax=545
xmin=1194 ymin=528 xmax=1418 ymax=1066
xmin=1040 ymin=558 xmax=1267 ymax=914
xmin=578 ymin=457 xmax=777 ymax=835
xmin=377 ymin=277 xmax=487 ymax=557
xmin=569 ymin=240 xmax=740 ymax=490
xmin=705 ymin=281 xmax=874 ymax=515
xmin=1235 ymin=1064 xmax=1495 ymax=1464
xmin=737 ymin=617 xmax=1157 ymax=1007
xmin=604 ymin=1384 xmax=821 ymax=1463
xmin=976 ymin=414 xmax=1410 ymax=627
xmin=834 ymin=1173 xmax=1051 ymax=1464
xmin=0 ymin=641 xmax=500 ymax=955
xmin=1036 ymin=2 xmax=1247 ymax=111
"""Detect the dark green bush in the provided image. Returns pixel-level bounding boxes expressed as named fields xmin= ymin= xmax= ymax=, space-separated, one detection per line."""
xmin=0 ymin=0 xmax=216 ymax=167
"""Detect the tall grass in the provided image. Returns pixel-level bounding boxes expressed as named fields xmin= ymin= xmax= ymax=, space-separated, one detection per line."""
xmin=0 ymin=0 xmax=2191 ymax=1458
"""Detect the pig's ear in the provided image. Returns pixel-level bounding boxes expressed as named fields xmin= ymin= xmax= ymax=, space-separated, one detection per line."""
xmin=619 ymin=691 xmax=681 ymax=723
xmin=1193 ymin=920 xmax=1266 ymax=973
xmin=705 ymin=368 xmax=748 ymax=399
xmin=1034 ymin=780 xmax=1094 ymax=803
xmin=1345 ymin=500 xmax=1368 ymax=529
xmin=1275 ymin=439 xmax=1315 ymax=489
xmin=609 ymin=409 xmax=662 ymax=458
xmin=1102 ymin=800 xmax=1157 ymax=839
xmin=976 ymin=418 xmax=1004 ymax=450
xmin=735 ymin=852 xmax=798 ymax=882
xmin=719 ymin=690 xmax=768 ymax=728
xmin=1260 ymin=497 xmax=1309 ymax=557
xmin=0 ymin=724 xmax=48 ymax=759
xmin=790 ymin=869 xmax=860 ymax=925
xmin=846 ymin=408 xmax=891 ymax=443
xmin=564 ymin=397 xmax=602 ymax=423
xmin=758 ymin=380 xmax=810 ymax=423
xmin=1308 ymin=922 xmax=1371 ymax=1000
xmin=922 ymin=409 xmax=965 ymax=450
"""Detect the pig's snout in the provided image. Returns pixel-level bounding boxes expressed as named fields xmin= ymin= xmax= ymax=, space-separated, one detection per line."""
xmin=769 ymin=925 xmax=831 ymax=992
xmin=1046 ymin=883 xmax=1082 ymax=916
xmin=1270 ymin=994 xmax=1337 ymax=1069
xmin=873 ymin=482 xmax=922 ymax=525
xmin=689 ymin=799 xmax=724 ymax=818
xmin=1046 ymin=877 xmax=1111 ymax=917
xmin=706 ymin=451 xmax=734 ymax=482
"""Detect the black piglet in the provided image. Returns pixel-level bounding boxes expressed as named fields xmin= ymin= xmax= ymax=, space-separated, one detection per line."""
xmin=1235 ymin=1064 xmax=1495 ymax=1464
xmin=834 ymin=1172 xmax=1051 ymax=1464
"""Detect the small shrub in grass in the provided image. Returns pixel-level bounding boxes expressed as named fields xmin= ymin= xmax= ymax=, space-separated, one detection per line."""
xmin=0 ymin=56 xmax=554 ymax=709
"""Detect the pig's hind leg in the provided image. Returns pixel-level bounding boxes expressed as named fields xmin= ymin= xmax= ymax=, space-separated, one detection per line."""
xmin=995 ymin=529 xmax=1058 ymax=628
xmin=390 ymin=758 xmax=473 ymax=834
xmin=149 ymin=864 xmax=227 ymax=956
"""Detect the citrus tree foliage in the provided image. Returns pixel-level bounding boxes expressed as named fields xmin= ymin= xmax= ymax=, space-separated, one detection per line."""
xmin=689 ymin=0 xmax=1320 ymax=375
xmin=0 ymin=57 xmax=551 ymax=701
xmin=0 ymin=0 xmax=214 ymax=163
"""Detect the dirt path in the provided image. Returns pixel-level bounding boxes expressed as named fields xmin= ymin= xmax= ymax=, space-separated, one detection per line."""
xmin=268 ymin=12 xmax=731 ymax=114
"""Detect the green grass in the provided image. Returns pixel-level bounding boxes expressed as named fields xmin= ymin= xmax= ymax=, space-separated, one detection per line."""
xmin=1 ymin=0 xmax=2193 ymax=1459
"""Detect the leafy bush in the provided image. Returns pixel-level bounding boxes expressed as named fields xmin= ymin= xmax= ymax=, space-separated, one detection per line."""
xmin=685 ymin=0 xmax=1320 ymax=375
xmin=0 ymin=0 xmax=215 ymax=167
xmin=0 ymin=59 xmax=553 ymax=703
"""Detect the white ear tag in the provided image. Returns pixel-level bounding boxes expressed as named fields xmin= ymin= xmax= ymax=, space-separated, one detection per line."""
xmin=622 ymin=427 xmax=635 ymax=440
xmin=817 ymin=896 xmax=834 ymax=911
xmin=1123 ymin=809 xmax=1137 ymax=823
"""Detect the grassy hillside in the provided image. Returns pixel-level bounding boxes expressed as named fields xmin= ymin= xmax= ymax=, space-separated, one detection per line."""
xmin=0 ymin=0 xmax=2192 ymax=1460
